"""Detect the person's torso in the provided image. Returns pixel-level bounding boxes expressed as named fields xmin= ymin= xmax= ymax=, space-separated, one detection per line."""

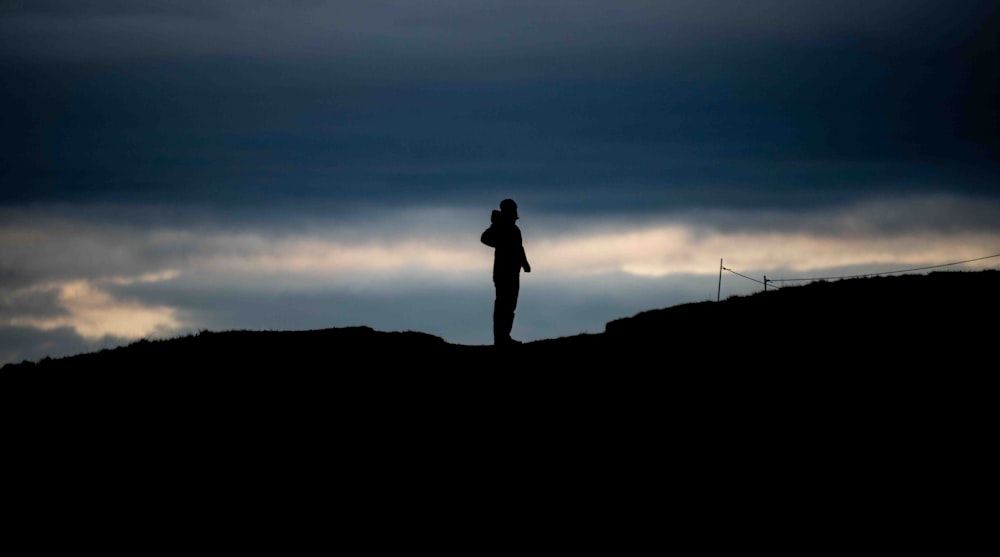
xmin=492 ymin=224 xmax=522 ymax=273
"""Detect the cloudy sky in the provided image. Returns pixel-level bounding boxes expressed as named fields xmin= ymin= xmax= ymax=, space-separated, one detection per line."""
xmin=2 ymin=1 xmax=999 ymax=365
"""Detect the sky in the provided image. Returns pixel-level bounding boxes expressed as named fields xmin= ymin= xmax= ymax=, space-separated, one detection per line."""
xmin=2 ymin=0 xmax=999 ymax=366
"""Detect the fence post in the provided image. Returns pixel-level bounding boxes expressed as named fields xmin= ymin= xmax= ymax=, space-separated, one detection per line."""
xmin=717 ymin=258 xmax=723 ymax=302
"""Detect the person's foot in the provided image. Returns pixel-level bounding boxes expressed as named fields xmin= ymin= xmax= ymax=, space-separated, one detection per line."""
xmin=494 ymin=337 xmax=522 ymax=347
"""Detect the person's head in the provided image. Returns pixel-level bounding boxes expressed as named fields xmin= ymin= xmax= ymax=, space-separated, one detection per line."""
xmin=500 ymin=198 xmax=519 ymax=220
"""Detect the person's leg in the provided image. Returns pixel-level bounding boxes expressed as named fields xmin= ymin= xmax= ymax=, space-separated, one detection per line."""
xmin=493 ymin=284 xmax=511 ymax=343
xmin=493 ymin=274 xmax=520 ymax=344
xmin=509 ymin=275 xmax=520 ymax=339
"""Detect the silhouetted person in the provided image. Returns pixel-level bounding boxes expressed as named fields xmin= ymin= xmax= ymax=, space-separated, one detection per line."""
xmin=481 ymin=198 xmax=531 ymax=346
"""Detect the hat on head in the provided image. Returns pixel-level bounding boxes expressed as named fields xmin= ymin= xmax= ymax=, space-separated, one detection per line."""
xmin=500 ymin=198 xmax=518 ymax=219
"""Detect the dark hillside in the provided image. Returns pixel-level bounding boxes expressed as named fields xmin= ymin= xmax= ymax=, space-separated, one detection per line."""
xmin=2 ymin=267 xmax=995 ymax=423
xmin=3 ymin=269 xmax=996 ymax=374
xmin=3 ymin=270 xmax=993 ymax=522
xmin=603 ymin=269 xmax=998 ymax=367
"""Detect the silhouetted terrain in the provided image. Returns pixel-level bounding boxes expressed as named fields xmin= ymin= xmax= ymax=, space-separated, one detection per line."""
xmin=4 ymin=266 xmax=996 ymax=435
xmin=5 ymin=269 xmax=996 ymax=375
xmin=4 ymin=270 xmax=993 ymax=522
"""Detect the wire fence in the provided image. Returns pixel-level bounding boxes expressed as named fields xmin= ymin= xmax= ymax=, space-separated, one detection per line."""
xmin=717 ymin=252 xmax=1000 ymax=301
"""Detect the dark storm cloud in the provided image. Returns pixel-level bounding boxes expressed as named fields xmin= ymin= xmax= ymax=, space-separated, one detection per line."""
xmin=3 ymin=1 xmax=991 ymax=61
xmin=1 ymin=0 xmax=997 ymax=213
